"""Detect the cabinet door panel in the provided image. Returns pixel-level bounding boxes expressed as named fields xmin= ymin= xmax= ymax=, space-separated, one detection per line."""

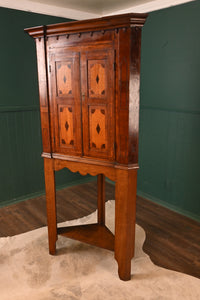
xmin=81 ymin=49 xmax=115 ymax=161
xmin=56 ymin=61 xmax=73 ymax=97
xmin=88 ymin=60 xmax=106 ymax=98
xmin=49 ymin=51 xmax=82 ymax=156
xmin=89 ymin=106 xmax=107 ymax=150
xmin=58 ymin=105 xmax=74 ymax=147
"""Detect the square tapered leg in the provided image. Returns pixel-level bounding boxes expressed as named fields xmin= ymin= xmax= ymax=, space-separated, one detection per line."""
xmin=115 ymin=168 xmax=137 ymax=280
xmin=44 ymin=158 xmax=57 ymax=255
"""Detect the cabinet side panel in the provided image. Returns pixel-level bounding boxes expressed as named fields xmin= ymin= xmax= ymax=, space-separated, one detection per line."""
xmin=116 ymin=28 xmax=131 ymax=164
xmin=128 ymin=27 xmax=142 ymax=164
xmin=35 ymin=38 xmax=52 ymax=154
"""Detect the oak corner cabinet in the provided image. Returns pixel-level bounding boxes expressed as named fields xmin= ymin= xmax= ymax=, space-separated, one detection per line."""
xmin=25 ymin=13 xmax=147 ymax=281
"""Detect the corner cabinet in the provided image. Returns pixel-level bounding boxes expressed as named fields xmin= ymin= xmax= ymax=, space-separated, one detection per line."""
xmin=25 ymin=13 xmax=147 ymax=281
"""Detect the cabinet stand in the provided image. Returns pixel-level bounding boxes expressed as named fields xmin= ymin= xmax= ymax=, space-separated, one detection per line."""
xmin=44 ymin=157 xmax=137 ymax=281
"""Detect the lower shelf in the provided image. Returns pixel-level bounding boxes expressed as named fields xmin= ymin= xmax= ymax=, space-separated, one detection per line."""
xmin=57 ymin=223 xmax=115 ymax=251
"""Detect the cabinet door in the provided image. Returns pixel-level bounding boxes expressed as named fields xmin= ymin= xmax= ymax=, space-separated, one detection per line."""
xmin=81 ymin=49 xmax=115 ymax=161
xmin=49 ymin=51 xmax=82 ymax=156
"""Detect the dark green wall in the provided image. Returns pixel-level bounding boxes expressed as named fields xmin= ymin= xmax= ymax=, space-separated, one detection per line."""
xmin=138 ymin=1 xmax=200 ymax=221
xmin=0 ymin=7 xmax=90 ymax=207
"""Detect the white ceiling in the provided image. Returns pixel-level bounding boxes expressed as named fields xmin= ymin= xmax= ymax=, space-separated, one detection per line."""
xmin=0 ymin=0 xmax=195 ymax=20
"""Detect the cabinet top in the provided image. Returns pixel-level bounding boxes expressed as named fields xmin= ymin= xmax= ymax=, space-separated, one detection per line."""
xmin=24 ymin=13 xmax=148 ymax=39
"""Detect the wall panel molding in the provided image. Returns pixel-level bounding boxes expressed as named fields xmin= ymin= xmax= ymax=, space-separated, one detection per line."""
xmin=0 ymin=176 xmax=95 ymax=208
xmin=0 ymin=105 xmax=40 ymax=113
xmin=137 ymin=190 xmax=200 ymax=223
xmin=140 ymin=106 xmax=200 ymax=115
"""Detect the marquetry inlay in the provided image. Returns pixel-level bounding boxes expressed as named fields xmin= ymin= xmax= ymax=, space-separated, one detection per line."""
xmin=58 ymin=106 xmax=74 ymax=147
xmin=88 ymin=60 xmax=106 ymax=98
xmin=56 ymin=61 xmax=72 ymax=96
xmin=89 ymin=107 xmax=106 ymax=150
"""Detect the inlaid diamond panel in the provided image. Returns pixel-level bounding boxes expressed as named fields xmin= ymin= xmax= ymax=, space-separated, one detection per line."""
xmin=89 ymin=107 xmax=106 ymax=150
xmin=56 ymin=61 xmax=72 ymax=96
xmin=88 ymin=60 xmax=106 ymax=98
xmin=58 ymin=105 xmax=74 ymax=147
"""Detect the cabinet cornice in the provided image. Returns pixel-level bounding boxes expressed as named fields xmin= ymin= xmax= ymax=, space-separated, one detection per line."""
xmin=24 ymin=13 xmax=147 ymax=39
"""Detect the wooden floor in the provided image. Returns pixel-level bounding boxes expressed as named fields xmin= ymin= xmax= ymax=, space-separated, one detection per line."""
xmin=0 ymin=181 xmax=200 ymax=279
